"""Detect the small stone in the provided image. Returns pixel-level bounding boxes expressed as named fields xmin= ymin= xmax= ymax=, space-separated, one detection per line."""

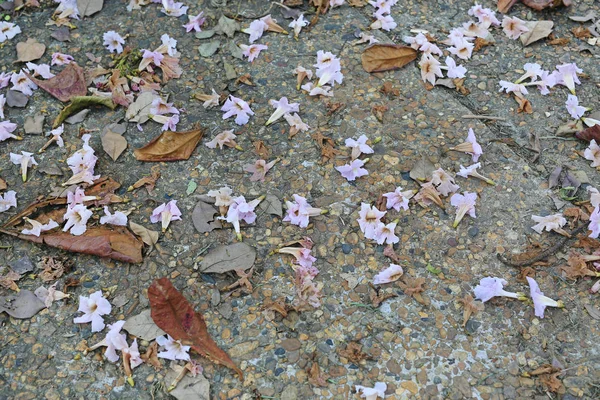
xmin=274 ymin=367 xmax=285 ymax=376
xmin=341 ymin=244 xmax=352 ymax=254
xmin=228 ymin=341 xmax=259 ymax=358
xmin=274 ymin=348 xmax=286 ymax=356
xmin=447 ymin=238 xmax=458 ymax=247
xmin=468 ymin=227 xmax=479 ymax=237
xmin=465 ymin=319 xmax=481 ymax=333
xmin=281 ymin=338 xmax=302 ymax=351
xmin=401 ymin=381 xmax=419 ymax=394
xmin=280 ymin=385 xmax=298 ymax=400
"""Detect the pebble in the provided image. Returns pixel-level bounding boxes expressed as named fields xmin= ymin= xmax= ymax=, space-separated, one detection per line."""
xmin=341 ymin=244 xmax=352 ymax=254
xmin=274 ymin=348 xmax=286 ymax=356
xmin=468 ymin=227 xmax=479 ymax=237
xmin=465 ymin=319 xmax=481 ymax=334
xmin=281 ymin=338 xmax=302 ymax=351
xmin=447 ymin=238 xmax=458 ymax=247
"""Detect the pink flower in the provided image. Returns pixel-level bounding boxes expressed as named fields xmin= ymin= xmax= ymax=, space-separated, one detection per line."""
xmin=243 ymin=19 xmax=268 ymax=43
xmin=65 ymin=134 xmax=99 ymax=186
xmin=355 ymin=382 xmax=387 ymax=400
xmin=10 ymin=71 xmax=37 ymax=96
xmin=25 ymin=62 xmax=55 ymax=79
xmin=151 ymin=200 xmax=182 ymax=232
xmin=419 ymin=53 xmax=443 ymax=85
xmin=283 ymin=194 xmax=324 ymax=228
xmin=140 ymin=50 xmax=164 ymax=70
xmin=183 ymin=11 xmax=206 ymax=32
xmin=0 ymin=94 xmax=5 ymax=119
xmin=372 ymin=221 xmax=399 ymax=245
xmin=0 ymin=120 xmax=20 ymax=142
xmin=474 ymin=277 xmax=522 ymax=303
xmin=100 ymin=207 xmax=128 ymax=226
xmin=357 ymin=203 xmax=386 ymax=239
xmin=450 ymin=191 xmax=477 ymax=228
xmin=345 ymin=135 xmax=373 ymax=160
xmin=277 ymin=242 xmax=317 ymax=269
xmin=565 ymin=94 xmax=586 ymax=120
xmin=336 ymin=159 xmax=369 ymax=181
xmin=550 ymin=63 xmax=582 ymax=95
xmin=431 ymin=168 xmax=459 ymax=197
xmin=67 ymin=187 xmax=97 ymax=208
xmin=51 ymin=52 xmax=74 ymax=66
xmin=150 ymin=97 xmax=179 ymax=116
xmin=151 ymin=114 xmax=179 ymax=131
xmin=452 ymin=128 xmax=483 ymax=162
xmin=21 ymin=217 xmax=59 ymax=236
xmin=240 ymin=43 xmax=268 ymax=63
xmin=103 ymin=31 xmax=125 ymax=54
xmin=0 ymin=190 xmax=17 ymax=212
xmin=415 ymin=181 xmax=443 ymax=208
xmin=373 ymin=264 xmax=403 ymax=285
xmin=588 ymin=206 xmax=600 ymax=239
xmin=531 ymin=213 xmax=566 ymax=234
xmin=444 ymin=56 xmax=466 ymax=79
xmin=457 ymin=163 xmax=495 ymax=185
xmin=383 ymin=187 xmax=413 ymax=211
xmin=284 ymin=113 xmax=310 ymax=135
xmin=221 ymin=95 xmax=254 ymax=125
xmin=10 ymin=151 xmax=37 ymax=182
xmin=462 ymin=21 xmax=489 ymax=38
xmin=447 ymin=37 xmax=474 ymax=60
xmin=160 ymin=0 xmax=188 ymax=17
xmin=526 ymin=277 xmax=563 ymax=318
xmin=584 ymin=139 xmax=600 ymax=168
xmin=73 ymin=291 xmax=112 ymax=332
xmin=266 ymin=97 xmax=299 ymax=126
xmin=0 ymin=72 xmax=11 ymax=89
xmin=156 ymin=335 xmax=190 ymax=360
xmin=40 ymin=124 xmax=65 ymax=150
xmin=502 ymin=16 xmax=529 ymax=40
xmin=244 ymin=159 xmax=277 ymax=182
xmin=102 ymin=320 xmax=127 ymax=362
xmin=219 ymin=195 xmax=262 ymax=240
xmin=63 ymin=204 xmax=92 ymax=236
xmin=205 ymin=130 xmax=240 ymax=150
xmin=468 ymin=4 xmax=499 ymax=27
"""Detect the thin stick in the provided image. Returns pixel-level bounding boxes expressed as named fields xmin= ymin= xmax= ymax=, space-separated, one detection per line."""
xmin=462 ymin=114 xmax=506 ymax=121
xmin=538 ymin=136 xmax=579 ymax=141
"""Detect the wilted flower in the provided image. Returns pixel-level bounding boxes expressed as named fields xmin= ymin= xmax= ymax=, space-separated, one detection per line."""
xmin=73 ymin=290 xmax=112 ymax=332
xmin=139 ymin=50 xmax=164 ymax=71
xmin=221 ymin=95 xmax=254 ymax=125
xmin=51 ymin=52 xmax=74 ymax=66
xmin=473 ymin=277 xmax=525 ymax=303
xmin=100 ymin=207 xmax=128 ymax=226
xmin=431 ymin=168 xmax=459 ymax=197
xmin=276 ymin=238 xmax=317 ymax=269
xmin=565 ymin=94 xmax=586 ymax=120
xmin=373 ymin=221 xmax=399 ymax=245
xmin=336 ymin=159 xmax=369 ymax=181
xmin=39 ymin=124 xmax=65 ymax=152
xmin=550 ymin=63 xmax=582 ymax=95
xmin=103 ymin=31 xmax=125 ymax=54
xmin=151 ymin=200 xmax=182 ymax=232
xmin=382 ymin=187 xmax=413 ymax=211
xmin=266 ymin=97 xmax=299 ymax=126
xmin=345 ymin=135 xmax=374 ymax=160
xmin=355 ymin=382 xmax=387 ymax=400
xmin=357 ymin=203 xmax=386 ymax=239
xmin=34 ymin=283 xmax=69 ymax=307
xmin=531 ymin=213 xmax=567 ymax=234
xmin=502 ymin=16 xmax=528 ymax=40
xmin=444 ymin=56 xmax=467 ymax=79
xmin=0 ymin=120 xmax=21 ymax=142
xmin=0 ymin=191 xmax=17 ymax=213
xmin=373 ymin=264 xmax=403 ymax=285
xmin=195 ymin=89 xmax=220 ymax=109
xmin=240 ymin=44 xmax=268 ymax=63
xmin=526 ymin=277 xmax=564 ymax=318
xmin=448 ymin=37 xmax=474 ymax=60
xmin=219 ymin=195 xmax=262 ymax=240
xmin=205 ymin=130 xmax=241 ymax=150
xmin=244 ymin=159 xmax=278 ymax=182
xmin=414 ymin=181 xmax=443 ymax=208
xmin=0 ymin=22 xmax=21 ymax=43
xmin=21 ymin=217 xmax=59 ymax=236
xmin=283 ymin=194 xmax=324 ymax=228
xmin=450 ymin=191 xmax=477 ymax=228
xmin=242 ymin=19 xmax=268 ymax=43
xmin=284 ymin=113 xmax=309 ymax=136
xmin=160 ymin=0 xmax=188 ymax=17
xmin=354 ymin=32 xmax=379 ymax=45
xmin=156 ymin=335 xmax=190 ymax=361
xmin=584 ymin=139 xmax=600 ymax=168
xmin=456 ymin=163 xmax=495 ymax=185
xmin=183 ymin=11 xmax=205 ymax=32
xmin=10 ymin=151 xmax=37 ymax=182
xmin=451 ymin=128 xmax=482 ymax=162
xmin=419 ymin=53 xmax=443 ymax=85
xmin=294 ymin=66 xmax=313 ymax=90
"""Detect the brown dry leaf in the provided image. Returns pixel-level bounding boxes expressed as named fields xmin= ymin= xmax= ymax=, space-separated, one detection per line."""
xmin=307 ymin=361 xmax=328 ymax=387
xmin=361 ymin=44 xmax=417 ymax=73
xmin=101 ymin=127 xmax=128 ymax=161
xmin=549 ymin=37 xmax=570 ymax=45
xmin=458 ymin=295 xmax=484 ymax=327
xmin=253 ymin=140 xmax=269 ymax=159
xmin=127 ymin=167 xmax=160 ymax=193
xmin=539 ymin=372 xmax=563 ymax=393
xmin=235 ymin=74 xmax=254 ymax=86
xmin=369 ymin=286 xmax=397 ymax=307
xmin=409 ymin=157 xmax=435 ymax=182
xmin=107 ymin=69 xmax=132 ymax=107
xmin=515 ymin=95 xmax=532 ymax=114
xmin=134 ymin=128 xmax=203 ymax=162
xmin=321 ymin=144 xmax=341 ymax=162
xmin=348 ymin=0 xmax=367 ymax=6
xmin=473 ymin=37 xmax=492 ymax=52
xmin=262 ymin=297 xmax=291 ymax=317
xmin=563 ymin=207 xmax=589 ymax=223
xmin=200 ymin=243 xmax=256 ymax=274
xmin=0 ymin=270 xmax=21 ymax=292
xmin=520 ymin=21 xmax=554 ymax=46
xmin=398 ymin=277 xmax=426 ymax=304
xmin=383 ymin=245 xmax=402 ymax=263
xmin=76 ymin=0 xmax=103 ymax=16
xmin=560 ymin=253 xmax=597 ymax=279
xmin=453 ymin=78 xmax=470 ymax=95
xmin=572 ymin=26 xmax=592 ymax=39
xmin=15 ymin=38 xmax=45 ymax=63
xmin=380 ymin=82 xmax=399 ymax=97
xmin=129 ymin=222 xmax=159 ymax=247
xmin=147 ymin=277 xmax=243 ymax=379
xmin=338 ymin=342 xmax=373 ymax=364
xmin=0 ymin=177 xmax=7 ymax=191
xmin=575 ymin=124 xmax=600 ymax=142
xmin=573 ymin=236 xmax=600 ymax=252
xmin=372 ymin=104 xmax=388 ymax=123
xmin=25 ymin=63 xmax=87 ymax=102
xmin=39 ymin=256 xmax=71 ymax=282
xmin=141 ymin=341 xmax=162 ymax=370
xmin=522 ymin=0 xmax=572 ymax=11
xmin=497 ymin=0 xmax=518 ymax=13
xmin=325 ymin=102 xmax=345 ymax=116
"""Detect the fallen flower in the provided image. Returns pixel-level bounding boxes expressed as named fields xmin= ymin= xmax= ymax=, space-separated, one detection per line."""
xmin=0 ymin=22 xmax=21 ymax=43
xmin=194 ymin=88 xmax=220 ymax=109
xmin=371 ymin=12 xmax=396 ymax=31
xmin=462 ymin=20 xmax=489 ymax=38
xmin=183 ymin=11 xmax=205 ymax=33
xmin=418 ymin=53 xmax=443 ymax=85
xmin=39 ymin=124 xmax=65 ymax=152
xmin=373 ymin=220 xmax=399 ymax=245
xmin=345 ymin=135 xmax=374 ymax=160
xmin=531 ymin=213 xmax=567 ymax=234
xmin=260 ymin=14 xmax=287 ymax=34
xmin=151 ymin=200 xmax=182 ymax=232
xmin=0 ymin=190 xmax=17 ymax=212
xmin=21 ymin=217 xmax=59 ymax=236
xmin=276 ymin=241 xmax=317 ymax=269
xmin=354 ymin=32 xmax=379 ymax=45
xmin=283 ymin=194 xmax=325 ymax=228
xmin=266 ymin=97 xmax=299 ymax=126
xmin=443 ymin=56 xmax=467 ymax=79
xmin=448 ymin=37 xmax=474 ymax=60
xmin=526 ymin=277 xmax=564 ymax=318
xmin=63 ymin=204 xmax=92 ymax=236
xmin=301 ymin=82 xmax=333 ymax=97
xmin=156 ymin=334 xmax=191 ymax=361
xmin=450 ymin=128 xmax=482 ymax=162
xmin=219 ymin=195 xmax=262 ymax=240
xmin=10 ymin=151 xmax=37 ymax=182
xmin=0 ymin=72 xmax=10 ymax=88
xmin=10 ymin=71 xmax=38 ymax=96
xmin=150 ymin=97 xmax=179 ymax=115
xmin=584 ymin=139 xmax=600 ymax=168
xmin=25 ymin=62 xmax=54 ymax=79
xmin=284 ymin=113 xmax=310 ymax=136
xmin=383 ymin=186 xmax=414 ymax=211
xmin=103 ymin=31 xmax=125 ymax=54
xmin=294 ymin=66 xmax=313 ymax=90
xmin=221 ymin=95 xmax=254 ymax=125
xmin=161 ymin=0 xmax=188 ymax=17
xmin=588 ymin=186 xmax=600 ymax=208
xmin=474 ymin=277 xmax=526 ymax=303
xmin=336 ymin=159 xmax=369 ymax=181
xmin=456 ymin=163 xmax=496 ymax=185
xmin=468 ymin=4 xmax=499 ymax=27
xmin=65 ymin=134 xmax=99 ymax=186
xmin=67 ymin=187 xmax=97 ymax=208
xmin=244 ymin=158 xmax=278 ymax=182
xmin=550 ymin=63 xmax=582 ymax=95
xmin=100 ymin=206 xmax=128 ymax=226
xmin=151 ymin=114 xmax=179 ymax=131
xmin=373 ymin=263 xmax=403 ymax=284
xmin=502 ymin=16 xmax=529 ymax=40
xmin=357 ymin=203 xmax=386 ymax=239
xmin=0 ymin=120 xmax=21 ymax=142
xmin=51 ymin=52 xmax=74 ymax=66
xmin=588 ymin=206 xmax=600 ymax=239
xmin=73 ymin=290 xmax=112 ymax=332
xmin=207 ymin=186 xmax=234 ymax=210
xmin=0 ymin=94 xmax=4 ymax=118
xmin=414 ymin=181 xmax=443 ymax=208
xmin=450 ymin=191 xmax=477 ymax=228
xmin=205 ymin=130 xmax=241 ymax=150
xmin=240 ymin=43 xmax=268 ymax=63
xmin=34 ymin=283 xmax=69 ymax=307
xmin=139 ymin=49 xmax=164 ymax=71
xmin=289 ymin=14 xmax=308 ymax=39
xmin=355 ymin=382 xmax=386 ymax=400
xmin=515 ymin=62 xmax=543 ymax=84
xmin=242 ymin=19 xmax=268 ymax=43
xmin=431 ymin=168 xmax=459 ymax=197
xmin=565 ymin=94 xmax=586 ymax=120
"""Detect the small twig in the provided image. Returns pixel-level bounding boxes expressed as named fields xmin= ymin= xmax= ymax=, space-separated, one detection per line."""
xmin=538 ymin=136 xmax=579 ymax=141
xmin=462 ymin=114 xmax=506 ymax=121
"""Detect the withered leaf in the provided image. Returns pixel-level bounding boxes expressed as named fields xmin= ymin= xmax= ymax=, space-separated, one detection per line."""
xmin=522 ymin=0 xmax=572 ymax=11
xmin=125 ymin=92 xmax=157 ymax=124
xmin=515 ymin=95 xmax=532 ymax=114
xmin=6 ymin=90 xmax=29 ymax=108
xmin=258 ymin=194 xmax=283 ymax=217
xmin=497 ymin=0 xmax=520 ymax=13
xmin=338 ymin=342 xmax=372 ymax=363
xmin=23 ymin=114 xmax=44 ymax=134
xmin=51 ymin=26 xmax=71 ymax=42
xmin=140 ymin=341 xmax=162 ymax=370
xmin=548 ymin=166 xmax=562 ymax=189
xmin=572 ymin=26 xmax=592 ymax=39
xmin=147 ymin=278 xmax=243 ymax=378
xmin=576 ymin=124 xmax=600 ymax=142
xmin=192 ymin=200 xmax=222 ymax=233
xmin=253 ymin=140 xmax=269 ymax=159
xmin=127 ymin=167 xmax=160 ymax=193
xmin=584 ymin=303 xmax=600 ymax=320
xmin=569 ymin=11 xmax=596 ymax=22
xmin=123 ymin=309 xmax=166 ymax=341
xmin=15 ymin=38 xmax=45 ymax=63
xmin=307 ymin=361 xmax=328 ymax=387
xmin=215 ymin=15 xmax=239 ymax=38
xmin=0 ymin=290 xmax=46 ymax=319
xmin=166 ymin=365 xmax=210 ymax=400
xmin=129 ymin=222 xmax=159 ymax=247
xmin=0 ymin=177 xmax=6 ymax=191
xmin=200 ymin=243 xmax=256 ymax=274
xmin=134 ymin=128 xmax=204 ymax=162
xmin=361 ymin=44 xmax=417 ymax=73
xmin=520 ymin=21 xmax=554 ymax=46
xmin=53 ymin=96 xmax=116 ymax=128
xmin=101 ymin=127 xmax=128 ymax=161
xmin=76 ymin=0 xmax=103 ymax=16
xmin=409 ymin=156 xmax=435 ymax=182
xmin=25 ymin=63 xmax=87 ymax=103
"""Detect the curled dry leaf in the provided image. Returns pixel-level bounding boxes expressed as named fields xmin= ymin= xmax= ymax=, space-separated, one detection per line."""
xmin=25 ymin=63 xmax=87 ymax=103
xmin=76 ymin=0 xmax=104 ymax=16
xmin=15 ymin=38 xmax=46 ymax=63
xmin=129 ymin=222 xmax=159 ymax=247
xmin=128 ymin=167 xmax=160 ymax=193
xmin=134 ymin=128 xmax=204 ymax=162
xmin=0 ymin=290 xmax=46 ymax=319
xmin=576 ymin=124 xmax=600 ymax=142
xmin=101 ymin=126 xmax=128 ymax=161
xmin=520 ymin=21 xmax=554 ymax=46
xmin=200 ymin=243 xmax=256 ymax=274
xmin=361 ymin=44 xmax=417 ymax=73
xmin=0 ymin=177 xmax=7 ymax=191
xmin=53 ymin=96 xmax=116 ymax=128
xmin=192 ymin=200 xmax=222 ymax=233
xmin=147 ymin=277 xmax=243 ymax=379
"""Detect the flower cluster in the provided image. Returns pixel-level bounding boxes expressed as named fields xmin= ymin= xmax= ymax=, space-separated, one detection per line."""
xmin=299 ymin=51 xmax=344 ymax=97
xmin=357 ymin=203 xmax=399 ymax=245
xmin=65 ymin=134 xmax=100 ymax=186
xmin=336 ymin=135 xmax=374 ymax=181
xmin=276 ymin=238 xmax=322 ymax=309
xmin=369 ymin=0 xmax=398 ymax=32
xmin=208 ymin=187 xmax=263 ymax=240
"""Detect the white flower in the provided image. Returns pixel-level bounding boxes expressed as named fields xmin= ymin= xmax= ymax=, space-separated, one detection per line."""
xmin=565 ymin=94 xmax=586 ymax=120
xmin=103 ymin=31 xmax=125 ymax=54
xmin=371 ymin=11 xmax=396 ymax=31
xmin=10 ymin=151 xmax=37 ymax=182
xmin=0 ymin=22 xmax=21 ymax=43
xmin=419 ymin=53 xmax=443 ymax=85
xmin=73 ymin=291 xmax=112 ymax=332
xmin=0 ymin=190 xmax=17 ymax=213
xmin=345 ymin=135 xmax=374 ymax=159
xmin=100 ymin=206 xmax=128 ymax=226
xmin=531 ymin=213 xmax=566 ymax=234
xmin=25 ymin=62 xmax=55 ymax=79
xmin=156 ymin=335 xmax=190 ymax=360
xmin=160 ymin=0 xmax=188 ymax=17
xmin=63 ymin=204 xmax=93 ymax=236
xmin=448 ymin=37 xmax=474 ymax=60
xmin=207 ymin=187 xmax=234 ymax=207
xmin=10 ymin=71 xmax=37 ymax=96
xmin=584 ymin=139 xmax=600 ymax=168
xmin=159 ymin=34 xmax=177 ymax=56
xmin=266 ymin=97 xmax=299 ymax=126
xmin=21 ymin=217 xmax=59 ymax=236
xmin=289 ymin=14 xmax=308 ymax=38
xmin=445 ymin=56 xmax=466 ymax=79
xmin=243 ymin=19 xmax=268 ymax=43
xmin=502 ymin=16 xmax=529 ymax=40
xmin=355 ymin=382 xmax=386 ymax=400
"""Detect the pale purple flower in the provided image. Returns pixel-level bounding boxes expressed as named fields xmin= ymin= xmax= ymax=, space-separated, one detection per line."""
xmin=419 ymin=41 xmax=442 ymax=56
xmin=448 ymin=37 xmax=474 ymax=60
xmin=526 ymin=277 xmax=563 ymax=318
xmin=550 ymin=63 xmax=582 ymax=95
xmin=73 ymin=291 xmax=112 ymax=332
xmin=502 ymin=16 xmax=528 ymax=40
xmin=345 ymin=135 xmax=374 ymax=160
xmin=34 ymin=283 xmax=69 ymax=308
xmin=221 ymin=95 xmax=254 ymax=125
xmin=530 ymin=70 xmax=555 ymax=95
xmin=0 ymin=94 xmax=4 ymax=119
xmin=450 ymin=191 xmax=477 ymax=228
xmin=156 ymin=335 xmax=190 ymax=360
xmin=151 ymin=200 xmax=182 ymax=232
xmin=0 ymin=72 xmax=10 ymax=89
xmin=207 ymin=186 xmax=233 ymax=207
xmin=444 ymin=56 xmax=466 ymax=79
xmin=284 ymin=113 xmax=310 ymax=134
xmin=419 ymin=53 xmax=443 ymax=85
xmin=330 ymin=0 xmax=345 ymax=7
xmin=244 ymin=159 xmax=277 ymax=182
xmin=45 ymin=124 xmax=65 ymax=149
xmin=301 ymin=82 xmax=334 ymax=97
xmin=205 ymin=130 xmax=239 ymax=150
xmin=457 ymin=163 xmax=495 ymax=185
xmin=102 ymin=320 xmax=126 ymax=362
xmin=469 ymin=4 xmax=499 ymax=27
xmin=63 ymin=204 xmax=92 ymax=236
xmin=283 ymin=194 xmax=323 ymax=228
xmin=452 ymin=128 xmax=483 ymax=162
xmin=160 ymin=0 xmax=188 ymax=17
xmin=373 ymin=264 xmax=403 ymax=285
xmin=150 ymin=97 xmax=179 ymax=116
xmin=10 ymin=151 xmax=37 ymax=182
xmin=371 ymin=12 xmax=396 ymax=31
xmin=531 ymin=213 xmax=566 ymax=234
xmin=103 ymin=31 xmax=125 ymax=54
xmin=584 ymin=139 xmax=600 ymax=168
xmin=289 ymin=14 xmax=308 ymax=39
xmin=355 ymin=32 xmax=379 ymax=45
xmin=373 ymin=221 xmax=399 ymax=245
xmin=357 ymin=203 xmax=386 ymax=239
xmin=219 ymin=195 xmax=262 ymax=240
xmin=565 ymin=94 xmax=586 ymax=120
xmin=200 ymin=89 xmax=220 ymax=109
xmin=100 ymin=207 xmax=128 ymax=226
xmin=140 ymin=50 xmax=164 ymax=69
xmin=383 ymin=187 xmax=413 ymax=211
xmin=499 ymin=80 xmax=528 ymax=97
xmin=67 ymin=187 xmax=97 ymax=208
xmin=159 ymin=34 xmax=177 ymax=56
xmin=243 ymin=19 xmax=268 ymax=43
xmin=515 ymin=63 xmax=543 ymax=84
xmin=588 ymin=186 xmax=600 ymax=208
xmin=278 ymin=246 xmax=317 ymax=269
xmin=10 ymin=71 xmax=38 ymax=96
xmin=51 ymin=52 xmax=74 ymax=66
xmin=183 ymin=11 xmax=205 ymax=33
xmin=355 ymin=382 xmax=387 ymax=400
xmin=25 ymin=62 xmax=55 ymax=79
xmin=474 ymin=277 xmax=521 ymax=303
xmin=404 ymin=33 xmax=429 ymax=50
xmin=65 ymin=134 xmax=99 ymax=186
xmin=294 ymin=66 xmax=313 ymax=89
xmin=589 ymin=206 xmax=600 ymax=239
xmin=266 ymin=97 xmax=299 ymax=126
xmin=336 ymin=159 xmax=369 ymax=181
xmin=0 ymin=22 xmax=21 ymax=43
xmin=21 ymin=217 xmax=59 ymax=236
xmin=314 ymin=51 xmax=343 ymax=87
xmin=151 ymin=114 xmax=179 ymax=131
xmin=0 ymin=191 xmax=17 ymax=213
xmin=431 ymin=168 xmax=459 ymax=197
xmin=0 ymin=120 xmax=19 ymax=142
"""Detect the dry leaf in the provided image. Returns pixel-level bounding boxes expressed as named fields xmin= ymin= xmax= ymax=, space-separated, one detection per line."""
xmin=76 ymin=0 xmax=103 ymax=16
xmin=191 ymin=200 xmax=222 ymax=233
xmin=123 ymin=309 xmax=166 ymax=341
xmin=15 ymin=38 xmax=45 ymax=63
xmin=51 ymin=26 xmax=71 ymax=42
xmin=497 ymin=0 xmax=520 ymax=13
xmin=522 ymin=0 xmax=572 ymax=11
xmin=147 ymin=277 xmax=243 ymax=378
xmin=127 ymin=167 xmax=160 ymax=193
xmin=458 ymin=295 xmax=484 ymax=327
xmin=134 ymin=128 xmax=204 ymax=162
xmin=253 ymin=140 xmax=269 ymax=159
xmin=338 ymin=342 xmax=373 ymax=363
xmin=39 ymin=256 xmax=71 ymax=282
xmin=372 ymin=104 xmax=388 ymax=123
xmin=520 ymin=21 xmax=554 ymax=46
xmin=515 ymin=95 xmax=532 ymax=114
xmin=101 ymin=127 xmax=128 ymax=161
xmin=473 ymin=37 xmax=492 ymax=52
xmin=369 ymin=286 xmax=397 ymax=307
xmin=262 ymin=297 xmax=291 ymax=318
xmin=584 ymin=303 xmax=600 ymax=320
xmin=383 ymin=244 xmax=402 ymax=263
xmin=126 ymin=92 xmax=157 ymax=124
xmin=25 ymin=63 xmax=87 ymax=103
xmin=165 ymin=365 xmax=210 ymax=400
xmin=549 ymin=37 xmax=570 ymax=45
xmin=200 ymin=243 xmax=256 ymax=274
xmin=361 ymin=44 xmax=417 ymax=73
xmin=380 ymin=81 xmax=399 ymax=96
xmin=129 ymin=222 xmax=159 ymax=247
xmin=0 ymin=177 xmax=7 ymax=191
xmin=572 ymin=26 xmax=592 ymax=39
xmin=576 ymin=124 xmax=600 ymax=142
xmin=140 ymin=341 xmax=162 ymax=370
xmin=24 ymin=114 xmax=44 ymax=134
xmin=307 ymin=361 xmax=328 ymax=387
xmin=258 ymin=194 xmax=283 ymax=217
xmin=6 ymin=90 xmax=29 ymax=108
xmin=53 ymin=96 xmax=116 ymax=128
xmin=409 ymin=157 xmax=435 ymax=181
xmin=0 ymin=290 xmax=46 ymax=319
xmin=0 ymin=270 xmax=21 ymax=291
